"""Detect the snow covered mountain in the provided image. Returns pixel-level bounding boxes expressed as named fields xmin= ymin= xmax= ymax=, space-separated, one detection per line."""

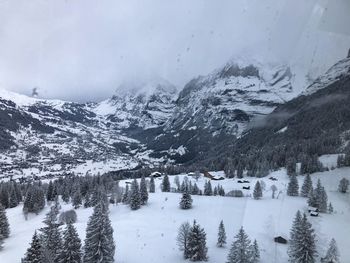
xmin=166 ymin=59 xmax=296 ymax=136
xmin=1 ymin=54 xmax=349 ymax=177
xmin=92 ymin=79 xmax=177 ymax=130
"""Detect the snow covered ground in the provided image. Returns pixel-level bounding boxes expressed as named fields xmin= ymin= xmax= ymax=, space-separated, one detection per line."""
xmin=1 ymin=167 xmax=350 ymax=263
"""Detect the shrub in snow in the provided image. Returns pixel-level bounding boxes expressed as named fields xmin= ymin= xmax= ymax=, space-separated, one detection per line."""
xmin=338 ymin=177 xmax=349 ymax=193
xmin=59 ymin=210 xmax=78 ymax=224
xmin=227 ymin=190 xmax=244 ymax=197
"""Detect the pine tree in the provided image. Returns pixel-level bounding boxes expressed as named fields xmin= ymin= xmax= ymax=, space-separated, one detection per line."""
xmin=204 ymin=180 xmax=213 ymax=196
xmin=287 ymin=174 xmax=299 ymax=196
xmin=83 ymin=192 xmax=92 ymax=208
xmin=139 ymin=176 xmax=148 ymax=205
xmin=288 ymin=212 xmax=316 ymax=263
xmin=192 ymin=183 xmax=199 ymax=195
xmin=83 ymin=202 xmax=115 ymax=263
xmin=0 ymin=187 xmax=9 ymax=209
xmin=0 ymin=233 xmax=3 ymax=250
xmin=22 ymin=231 xmax=44 ymax=263
xmin=122 ymin=184 xmax=129 ymax=204
xmin=227 ymin=227 xmax=252 ymax=263
xmin=47 ymin=181 xmax=54 ymax=202
xmin=328 ymin=202 xmax=334 ymax=214
xmin=39 ymin=205 xmax=62 ymax=262
xmin=314 ymin=180 xmax=328 ymax=212
xmin=149 ymin=176 xmax=155 ymax=193
xmin=217 ymin=220 xmax=227 ymax=247
xmin=253 ymin=181 xmax=262 ymax=200
xmin=308 ymin=188 xmax=317 ymax=208
xmin=177 ymin=221 xmax=191 ymax=259
xmin=338 ymin=177 xmax=349 ymax=193
xmin=9 ymin=187 xmax=18 ymax=208
xmin=301 ymin=174 xmax=312 ymax=197
xmin=58 ymin=223 xmax=82 ymax=263
xmin=187 ymin=220 xmax=208 ymax=261
xmin=322 ymin=238 xmax=339 ymax=263
xmin=250 ymin=239 xmax=260 ymax=263
xmin=179 ymin=192 xmax=193 ymax=210
xmin=0 ymin=204 xmax=10 ymax=239
xmin=161 ymin=175 xmax=171 ymax=192
xmin=129 ymin=179 xmax=141 ymax=210
xmin=72 ymin=189 xmax=82 ymax=209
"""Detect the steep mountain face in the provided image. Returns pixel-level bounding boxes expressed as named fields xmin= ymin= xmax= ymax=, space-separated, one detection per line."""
xmin=166 ymin=60 xmax=295 ymax=136
xmin=92 ymin=79 xmax=177 ymax=130
xmin=140 ymin=60 xmax=298 ymax=164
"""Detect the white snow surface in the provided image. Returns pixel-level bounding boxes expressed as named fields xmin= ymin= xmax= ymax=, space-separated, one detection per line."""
xmin=1 ymin=168 xmax=350 ymax=263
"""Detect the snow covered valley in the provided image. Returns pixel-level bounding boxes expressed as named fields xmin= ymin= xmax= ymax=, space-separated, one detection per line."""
xmin=1 ymin=167 xmax=349 ymax=263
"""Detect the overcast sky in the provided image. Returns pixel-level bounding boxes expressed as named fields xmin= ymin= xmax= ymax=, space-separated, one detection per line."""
xmin=0 ymin=0 xmax=349 ymax=102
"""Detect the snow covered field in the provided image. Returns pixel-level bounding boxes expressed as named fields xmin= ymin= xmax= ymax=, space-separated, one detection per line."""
xmin=1 ymin=167 xmax=350 ymax=263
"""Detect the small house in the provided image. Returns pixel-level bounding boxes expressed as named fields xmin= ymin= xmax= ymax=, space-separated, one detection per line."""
xmin=242 ymin=186 xmax=250 ymax=190
xmin=274 ymin=236 xmax=287 ymax=244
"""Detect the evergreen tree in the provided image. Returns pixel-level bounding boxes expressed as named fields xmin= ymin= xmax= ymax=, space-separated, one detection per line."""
xmin=322 ymin=238 xmax=339 ymax=263
xmin=328 ymin=202 xmax=334 ymax=214
xmin=39 ymin=205 xmax=62 ymax=262
xmin=217 ymin=220 xmax=227 ymax=248
xmin=287 ymin=174 xmax=299 ymax=196
xmin=250 ymin=239 xmax=260 ymax=263
xmin=83 ymin=192 xmax=92 ymax=208
xmin=301 ymin=174 xmax=312 ymax=197
xmin=47 ymin=181 xmax=54 ymax=202
xmin=72 ymin=189 xmax=82 ymax=209
xmin=121 ymin=184 xmax=129 ymax=204
xmin=177 ymin=221 xmax=191 ymax=259
xmin=149 ymin=176 xmax=155 ymax=193
xmin=204 ymin=180 xmax=213 ymax=196
xmin=179 ymin=192 xmax=193 ymax=210
xmin=0 ymin=233 xmax=3 ymax=250
xmin=192 ymin=183 xmax=199 ymax=195
xmin=338 ymin=177 xmax=349 ymax=193
xmin=9 ymin=187 xmax=18 ymax=208
xmin=253 ymin=181 xmax=262 ymax=200
xmin=83 ymin=202 xmax=115 ymax=263
xmin=0 ymin=204 xmax=10 ymax=238
xmin=161 ymin=175 xmax=171 ymax=192
xmin=129 ymin=179 xmax=141 ymax=210
xmin=314 ymin=180 xmax=328 ymax=212
xmin=0 ymin=187 xmax=9 ymax=209
xmin=22 ymin=231 xmax=44 ymax=263
xmin=227 ymin=227 xmax=252 ymax=263
xmin=288 ymin=212 xmax=316 ymax=263
xmin=187 ymin=220 xmax=208 ymax=261
xmin=139 ymin=176 xmax=148 ymax=205
xmin=58 ymin=223 xmax=82 ymax=263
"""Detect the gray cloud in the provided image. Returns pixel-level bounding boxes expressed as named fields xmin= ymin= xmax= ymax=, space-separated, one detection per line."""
xmin=0 ymin=0 xmax=349 ymax=102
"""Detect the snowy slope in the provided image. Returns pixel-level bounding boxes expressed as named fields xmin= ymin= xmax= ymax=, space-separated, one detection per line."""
xmin=1 ymin=167 xmax=350 ymax=263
